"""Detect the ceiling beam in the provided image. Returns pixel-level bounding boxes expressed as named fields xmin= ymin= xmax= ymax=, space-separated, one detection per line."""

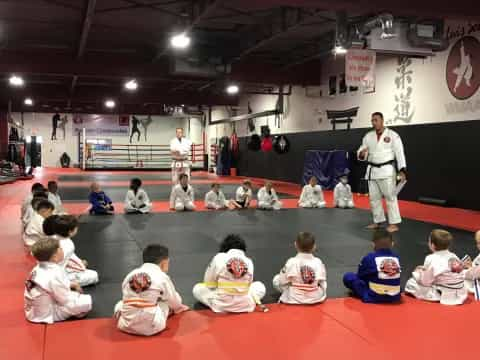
xmin=120 ymin=0 xmax=184 ymax=17
xmin=70 ymin=0 xmax=97 ymax=101
xmin=281 ymin=32 xmax=334 ymax=69
xmin=234 ymin=8 xmax=334 ymax=61
xmin=97 ymin=0 xmax=188 ymax=14
xmin=40 ymin=0 xmax=82 ymax=11
xmin=152 ymin=0 xmax=221 ymax=62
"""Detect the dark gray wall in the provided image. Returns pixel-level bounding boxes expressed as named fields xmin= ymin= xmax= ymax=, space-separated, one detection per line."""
xmin=237 ymin=120 xmax=480 ymax=210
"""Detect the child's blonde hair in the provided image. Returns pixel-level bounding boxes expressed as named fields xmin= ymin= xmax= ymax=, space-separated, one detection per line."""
xmin=429 ymin=229 xmax=453 ymax=250
xmin=31 ymin=238 xmax=60 ymax=262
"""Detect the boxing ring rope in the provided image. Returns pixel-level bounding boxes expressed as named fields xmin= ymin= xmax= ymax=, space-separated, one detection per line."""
xmin=79 ymin=131 xmax=206 ymax=170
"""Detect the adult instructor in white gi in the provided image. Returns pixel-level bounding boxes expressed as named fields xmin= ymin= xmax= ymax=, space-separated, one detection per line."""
xmin=170 ymin=128 xmax=192 ymax=183
xmin=357 ymin=112 xmax=407 ymax=233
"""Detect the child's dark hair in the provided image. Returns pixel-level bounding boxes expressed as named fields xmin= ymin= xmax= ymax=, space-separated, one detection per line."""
xmin=43 ymin=215 xmax=78 ymax=237
xmin=372 ymin=111 xmax=384 ymax=119
xmin=220 ymin=234 xmax=247 ymax=253
xmin=143 ymin=244 xmax=169 ymax=264
xmin=31 ymin=238 xmax=60 ymax=262
xmin=429 ymin=229 xmax=453 ymax=251
xmin=179 ymin=173 xmax=188 ymax=181
xmin=211 ymin=182 xmax=219 ymax=188
xmin=130 ymin=178 xmax=142 ymax=194
xmin=34 ymin=199 xmax=54 ymax=212
xmin=31 ymin=182 xmax=45 ymax=193
xmin=296 ymin=232 xmax=315 ymax=253
xmin=372 ymin=229 xmax=394 ymax=249
xmin=47 ymin=181 xmax=57 ymax=191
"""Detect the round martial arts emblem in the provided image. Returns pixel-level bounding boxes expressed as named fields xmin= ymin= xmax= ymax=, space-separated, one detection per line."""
xmin=226 ymin=258 xmax=248 ymax=278
xmin=448 ymin=258 xmax=464 ymax=273
xmin=380 ymin=259 xmax=400 ymax=277
xmin=129 ymin=272 xmax=152 ymax=293
xmin=25 ymin=271 xmax=37 ymax=291
xmin=384 ymin=137 xmax=391 ymax=143
xmin=446 ymin=36 xmax=480 ymax=100
xmin=300 ymin=265 xmax=316 ymax=285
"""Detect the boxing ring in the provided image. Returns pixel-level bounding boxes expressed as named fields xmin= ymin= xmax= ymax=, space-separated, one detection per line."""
xmin=78 ymin=130 xmax=206 ymax=170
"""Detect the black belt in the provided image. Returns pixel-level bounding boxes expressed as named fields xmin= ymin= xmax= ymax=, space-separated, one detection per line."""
xmin=368 ymin=160 xmax=395 ymax=168
xmin=367 ymin=160 xmax=395 ymax=181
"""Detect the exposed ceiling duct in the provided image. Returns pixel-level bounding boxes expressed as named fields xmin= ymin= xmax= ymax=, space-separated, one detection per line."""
xmin=361 ymin=13 xmax=396 ymax=39
xmin=407 ymin=22 xmax=449 ymax=52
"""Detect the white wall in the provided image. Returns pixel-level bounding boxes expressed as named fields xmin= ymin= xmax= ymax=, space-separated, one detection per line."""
xmin=209 ymin=20 xmax=480 ymax=138
xmin=16 ymin=113 xmax=205 ymax=167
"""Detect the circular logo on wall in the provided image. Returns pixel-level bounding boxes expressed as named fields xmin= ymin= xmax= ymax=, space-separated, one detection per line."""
xmin=446 ymin=36 xmax=480 ymax=100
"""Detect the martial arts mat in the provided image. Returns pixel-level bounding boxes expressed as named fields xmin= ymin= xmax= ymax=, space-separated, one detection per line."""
xmin=58 ymin=173 xmax=210 ymax=182
xmin=59 ymin=184 xmax=296 ymax=202
xmin=74 ymin=208 xmax=475 ymax=318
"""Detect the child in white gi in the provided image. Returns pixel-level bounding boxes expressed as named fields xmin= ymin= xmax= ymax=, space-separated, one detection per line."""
xmin=273 ymin=232 xmax=327 ymax=304
xmin=23 ymin=199 xmax=54 ymax=248
xmin=124 ymin=178 xmax=152 ymax=214
xmin=169 ymin=173 xmax=195 ymax=211
xmin=405 ymin=229 xmax=468 ymax=305
xmin=48 ymin=181 xmax=67 ymax=215
xmin=114 ymin=244 xmax=189 ymax=336
xmin=232 ymin=180 xmax=253 ymax=209
xmin=24 ymin=238 xmax=92 ymax=324
xmin=462 ymin=230 xmax=480 ymax=296
xmin=257 ymin=181 xmax=283 ymax=210
xmin=21 ymin=182 xmax=45 ymax=221
xmin=204 ymin=183 xmax=230 ymax=210
xmin=43 ymin=215 xmax=99 ymax=287
xmin=333 ymin=175 xmax=354 ymax=209
xmin=298 ymin=176 xmax=326 ymax=208
xmin=192 ymin=234 xmax=266 ymax=313
xmin=23 ymin=192 xmax=49 ymax=230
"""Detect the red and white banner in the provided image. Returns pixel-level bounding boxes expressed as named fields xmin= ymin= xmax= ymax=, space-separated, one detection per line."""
xmin=345 ymin=49 xmax=376 ymax=90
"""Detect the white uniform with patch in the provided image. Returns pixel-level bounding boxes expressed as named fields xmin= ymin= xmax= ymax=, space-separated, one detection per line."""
xmin=333 ymin=183 xmax=354 ymax=208
xmin=170 ymin=137 xmax=192 ymax=183
xmin=193 ymin=249 xmax=266 ymax=313
xmin=169 ymin=184 xmax=195 ymax=211
xmin=204 ymin=190 xmax=228 ymax=209
xmin=114 ymin=263 xmax=185 ymax=336
xmin=23 ymin=212 xmax=48 ymax=247
xmin=298 ymin=184 xmax=326 ymax=208
xmin=358 ymin=128 xmax=406 ymax=225
xmin=48 ymin=192 xmax=67 ymax=215
xmin=257 ymin=187 xmax=282 ymax=210
xmin=235 ymin=186 xmax=253 ymax=204
xmin=405 ymin=250 xmax=468 ymax=305
xmin=273 ymin=253 xmax=327 ymax=304
xmin=124 ymin=189 xmax=152 ymax=214
xmin=465 ymin=254 xmax=480 ymax=295
xmin=24 ymin=262 xmax=92 ymax=324
xmin=56 ymin=235 xmax=99 ymax=287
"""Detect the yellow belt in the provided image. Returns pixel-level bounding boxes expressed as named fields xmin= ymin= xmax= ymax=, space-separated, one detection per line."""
xmin=369 ymin=282 xmax=400 ymax=296
xmin=203 ymin=281 xmax=250 ymax=295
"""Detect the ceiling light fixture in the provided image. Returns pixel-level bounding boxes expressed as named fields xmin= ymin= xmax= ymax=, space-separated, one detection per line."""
xmin=9 ymin=75 xmax=24 ymax=87
xmin=170 ymin=33 xmax=191 ymax=49
xmin=226 ymin=84 xmax=239 ymax=95
xmin=105 ymin=99 xmax=116 ymax=109
xmin=124 ymin=79 xmax=138 ymax=91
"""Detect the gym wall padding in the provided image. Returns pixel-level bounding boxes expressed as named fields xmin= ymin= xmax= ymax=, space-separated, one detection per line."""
xmin=237 ymin=120 xmax=480 ymax=211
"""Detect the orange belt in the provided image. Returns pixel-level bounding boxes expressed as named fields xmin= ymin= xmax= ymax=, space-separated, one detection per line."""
xmin=291 ymin=283 xmax=318 ymax=292
xmin=123 ymin=298 xmax=157 ymax=308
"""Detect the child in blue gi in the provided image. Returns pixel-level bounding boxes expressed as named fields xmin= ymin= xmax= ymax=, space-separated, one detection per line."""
xmin=89 ymin=182 xmax=114 ymax=215
xmin=343 ymin=229 xmax=401 ymax=303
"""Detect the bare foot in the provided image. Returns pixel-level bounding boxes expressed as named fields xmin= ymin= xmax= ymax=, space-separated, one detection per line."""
xmin=386 ymin=224 xmax=399 ymax=233
xmin=366 ymin=223 xmax=380 ymax=230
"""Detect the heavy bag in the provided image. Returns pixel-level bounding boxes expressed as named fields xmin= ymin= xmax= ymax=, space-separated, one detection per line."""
xmin=273 ymin=135 xmax=290 ymax=154
xmin=230 ymin=131 xmax=239 ymax=155
xmin=261 ymin=125 xmax=271 ymax=137
xmin=60 ymin=152 xmax=71 ymax=168
xmin=261 ymin=136 xmax=273 ymax=152
xmin=247 ymin=134 xmax=261 ymax=151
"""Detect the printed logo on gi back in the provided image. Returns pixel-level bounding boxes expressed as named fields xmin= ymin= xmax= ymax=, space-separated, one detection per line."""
xmin=446 ymin=36 xmax=480 ymax=100
xmin=449 ymin=258 xmax=464 ymax=273
xmin=380 ymin=259 xmax=400 ymax=277
xmin=25 ymin=271 xmax=37 ymax=291
xmin=300 ymin=265 xmax=316 ymax=284
xmin=226 ymin=258 xmax=248 ymax=278
xmin=129 ymin=272 xmax=152 ymax=293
